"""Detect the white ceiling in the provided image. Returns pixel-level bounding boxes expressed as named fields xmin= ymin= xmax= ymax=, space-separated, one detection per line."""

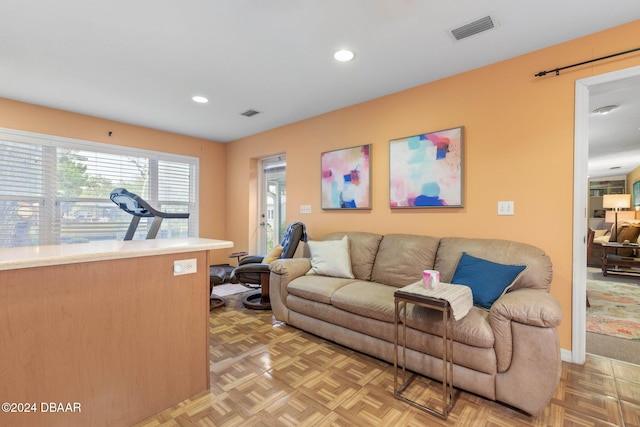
xmin=1 ymin=1 xmax=640 ymax=177
xmin=589 ymin=76 xmax=640 ymax=179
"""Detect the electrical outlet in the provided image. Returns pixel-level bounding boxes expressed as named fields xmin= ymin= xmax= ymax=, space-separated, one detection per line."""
xmin=497 ymin=201 xmax=515 ymax=216
xmin=173 ymin=258 xmax=197 ymax=276
xmin=300 ymin=204 xmax=312 ymax=214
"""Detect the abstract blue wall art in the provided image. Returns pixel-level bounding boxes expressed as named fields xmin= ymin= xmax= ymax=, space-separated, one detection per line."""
xmin=389 ymin=127 xmax=463 ymax=208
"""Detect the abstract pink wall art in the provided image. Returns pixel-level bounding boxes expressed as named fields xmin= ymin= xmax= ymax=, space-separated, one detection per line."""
xmin=321 ymin=144 xmax=371 ymax=209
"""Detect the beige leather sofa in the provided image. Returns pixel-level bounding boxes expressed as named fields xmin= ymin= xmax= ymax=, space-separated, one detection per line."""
xmin=269 ymin=231 xmax=562 ymax=415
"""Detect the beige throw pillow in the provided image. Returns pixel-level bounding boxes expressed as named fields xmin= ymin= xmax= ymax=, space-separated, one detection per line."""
xmin=594 ymin=229 xmax=608 ymax=238
xmin=263 ymin=245 xmax=284 ymax=264
xmin=306 ymin=236 xmax=355 ymax=279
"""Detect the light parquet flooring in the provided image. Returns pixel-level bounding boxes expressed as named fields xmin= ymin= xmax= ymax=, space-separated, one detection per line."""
xmin=135 ymin=292 xmax=640 ymax=427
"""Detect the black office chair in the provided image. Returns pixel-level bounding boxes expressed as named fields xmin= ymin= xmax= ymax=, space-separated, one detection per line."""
xmin=232 ymin=222 xmax=307 ymax=309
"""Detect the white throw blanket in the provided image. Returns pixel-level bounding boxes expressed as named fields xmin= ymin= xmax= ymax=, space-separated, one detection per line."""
xmin=399 ymin=282 xmax=473 ymax=320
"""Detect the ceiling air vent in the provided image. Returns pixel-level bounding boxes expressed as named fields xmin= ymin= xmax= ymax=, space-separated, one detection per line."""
xmin=240 ymin=109 xmax=260 ymax=117
xmin=450 ymin=15 xmax=496 ymax=41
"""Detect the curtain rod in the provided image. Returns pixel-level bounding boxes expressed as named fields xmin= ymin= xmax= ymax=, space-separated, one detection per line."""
xmin=534 ymin=47 xmax=640 ymax=77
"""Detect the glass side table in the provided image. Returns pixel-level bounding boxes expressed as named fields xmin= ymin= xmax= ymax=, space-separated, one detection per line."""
xmin=393 ymin=287 xmax=456 ymax=420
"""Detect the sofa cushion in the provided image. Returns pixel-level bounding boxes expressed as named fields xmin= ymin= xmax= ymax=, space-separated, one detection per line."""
xmin=329 ymin=279 xmax=495 ymax=349
xmin=450 ymin=253 xmax=527 ymax=309
xmin=435 ymin=238 xmax=552 ymax=292
xmin=593 ymin=235 xmax=611 ymax=245
xmin=322 ymin=232 xmax=383 ymax=281
xmin=404 ymin=305 xmax=495 ymax=349
xmin=306 ymin=236 xmax=354 ymax=279
xmin=287 ymin=295 xmax=396 ymax=343
xmin=370 ymin=234 xmax=440 ymax=287
xmin=288 ymin=276 xmax=357 ymax=305
xmin=331 ymin=281 xmax=397 ymax=323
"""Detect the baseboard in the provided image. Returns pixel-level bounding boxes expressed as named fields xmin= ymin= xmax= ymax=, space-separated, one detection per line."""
xmin=561 ymin=348 xmax=577 ymax=364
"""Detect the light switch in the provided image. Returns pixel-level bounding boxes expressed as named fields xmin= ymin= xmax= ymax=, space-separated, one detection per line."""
xmin=498 ymin=201 xmax=514 ymax=216
xmin=300 ymin=205 xmax=312 ymax=214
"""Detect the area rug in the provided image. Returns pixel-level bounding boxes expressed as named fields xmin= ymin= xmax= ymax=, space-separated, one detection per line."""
xmin=586 ymin=279 xmax=640 ymax=340
xmin=211 ymin=283 xmax=252 ymax=297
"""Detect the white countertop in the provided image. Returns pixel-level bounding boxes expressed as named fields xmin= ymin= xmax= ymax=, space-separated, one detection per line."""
xmin=0 ymin=237 xmax=234 ymax=271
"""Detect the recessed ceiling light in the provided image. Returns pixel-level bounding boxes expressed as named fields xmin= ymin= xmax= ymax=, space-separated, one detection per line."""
xmin=592 ymin=105 xmax=617 ymax=114
xmin=192 ymin=95 xmax=208 ymax=104
xmin=334 ymin=49 xmax=355 ymax=62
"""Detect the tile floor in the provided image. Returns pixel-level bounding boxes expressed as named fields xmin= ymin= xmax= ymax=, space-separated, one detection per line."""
xmin=135 ymin=292 xmax=640 ymax=426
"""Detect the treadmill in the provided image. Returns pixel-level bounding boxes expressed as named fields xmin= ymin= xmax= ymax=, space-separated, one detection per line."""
xmin=109 ymin=188 xmax=189 ymax=240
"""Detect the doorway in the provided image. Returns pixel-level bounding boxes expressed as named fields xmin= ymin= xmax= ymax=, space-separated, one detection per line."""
xmin=573 ymin=65 xmax=640 ymax=364
xmin=259 ymin=155 xmax=286 ymax=254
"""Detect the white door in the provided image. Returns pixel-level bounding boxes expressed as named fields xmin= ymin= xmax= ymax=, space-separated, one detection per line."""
xmin=259 ymin=155 xmax=286 ymax=254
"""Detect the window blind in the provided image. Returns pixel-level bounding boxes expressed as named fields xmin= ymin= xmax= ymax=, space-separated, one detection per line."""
xmin=0 ymin=128 xmax=198 ymax=248
xmin=0 ymin=140 xmax=52 ymax=247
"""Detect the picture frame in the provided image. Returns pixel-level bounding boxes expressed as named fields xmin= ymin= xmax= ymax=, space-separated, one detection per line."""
xmin=633 ymin=180 xmax=640 ymax=209
xmin=389 ymin=126 xmax=463 ymax=208
xmin=321 ymin=144 xmax=371 ymax=210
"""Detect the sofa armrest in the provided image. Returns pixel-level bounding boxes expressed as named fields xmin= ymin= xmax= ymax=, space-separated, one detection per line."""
xmin=490 ymin=289 xmax=562 ymax=373
xmin=270 ymin=258 xmax=311 ymax=280
xmin=269 ymin=258 xmax=311 ymax=322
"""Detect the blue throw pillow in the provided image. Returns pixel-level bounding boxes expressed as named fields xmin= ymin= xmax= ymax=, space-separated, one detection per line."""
xmin=450 ymin=253 xmax=527 ymax=309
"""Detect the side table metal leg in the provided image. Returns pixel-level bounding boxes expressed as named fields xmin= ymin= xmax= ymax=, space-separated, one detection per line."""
xmin=445 ymin=303 xmax=455 ymax=416
xmin=394 ymin=300 xmax=409 ymax=395
xmin=394 ymin=299 xmax=399 ymax=393
xmin=393 ymin=296 xmax=456 ymax=420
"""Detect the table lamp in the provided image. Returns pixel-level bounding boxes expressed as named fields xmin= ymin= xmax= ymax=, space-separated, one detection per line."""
xmin=603 ymin=193 xmax=631 ymax=241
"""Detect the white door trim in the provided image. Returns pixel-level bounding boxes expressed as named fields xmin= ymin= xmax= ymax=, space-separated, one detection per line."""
xmin=572 ymin=65 xmax=640 ymax=364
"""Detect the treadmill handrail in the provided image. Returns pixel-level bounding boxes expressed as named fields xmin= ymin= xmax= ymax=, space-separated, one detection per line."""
xmin=110 ymin=188 xmax=189 ymax=219
xmin=109 ymin=188 xmax=190 ymax=240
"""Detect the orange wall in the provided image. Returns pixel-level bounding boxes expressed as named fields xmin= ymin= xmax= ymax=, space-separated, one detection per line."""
xmin=2 ymin=19 xmax=640 ymax=352
xmin=0 ymin=99 xmax=229 ymax=264
xmin=226 ymin=19 xmax=640 ymax=351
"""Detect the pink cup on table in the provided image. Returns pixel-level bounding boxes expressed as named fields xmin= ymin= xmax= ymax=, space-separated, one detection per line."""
xmin=422 ymin=270 xmax=440 ymax=290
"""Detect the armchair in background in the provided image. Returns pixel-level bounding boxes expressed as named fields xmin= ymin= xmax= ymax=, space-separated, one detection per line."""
xmin=232 ymin=222 xmax=307 ymax=309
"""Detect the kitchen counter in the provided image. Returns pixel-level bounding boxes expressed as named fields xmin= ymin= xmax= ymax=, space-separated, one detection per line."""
xmin=0 ymin=237 xmax=232 ymax=427
xmin=0 ymin=237 xmax=232 ymax=271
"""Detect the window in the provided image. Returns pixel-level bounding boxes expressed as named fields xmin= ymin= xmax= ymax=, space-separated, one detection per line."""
xmin=0 ymin=128 xmax=198 ymax=248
